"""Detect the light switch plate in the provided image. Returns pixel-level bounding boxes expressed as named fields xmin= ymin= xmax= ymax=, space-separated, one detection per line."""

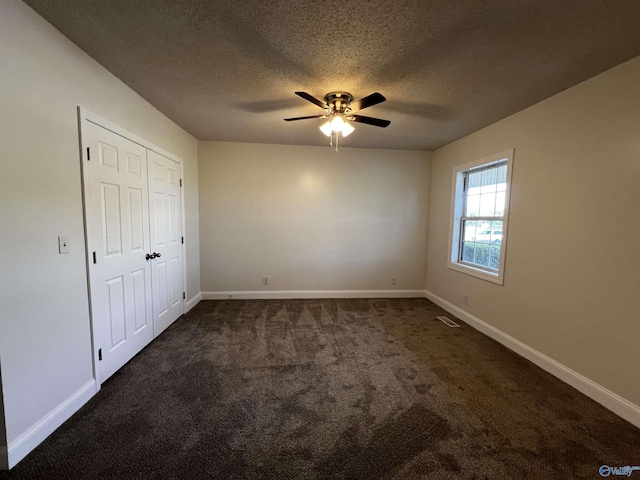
xmin=58 ymin=236 xmax=70 ymax=254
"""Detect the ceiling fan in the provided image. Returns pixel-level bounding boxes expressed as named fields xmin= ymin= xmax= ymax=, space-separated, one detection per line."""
xmin=284 ymin=91 xmax=391 ymax=149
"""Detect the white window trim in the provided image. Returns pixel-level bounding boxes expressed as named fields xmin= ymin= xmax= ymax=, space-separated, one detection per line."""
xmin=447 ymin=148 xmax=514 ymax=285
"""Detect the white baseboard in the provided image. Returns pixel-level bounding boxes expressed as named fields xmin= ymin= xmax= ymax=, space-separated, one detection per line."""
xmin=186 ymin=292 xmax=202 ymax=312
xmin=202 ymin=290 xmax=426 ymax=300
xmin=7 ymin=379 xmax=96 ymax=469
xmin=0 ymin=446 xmax=7 ymax=471
xmin=424 ymin=289 xmax=640 ymax=429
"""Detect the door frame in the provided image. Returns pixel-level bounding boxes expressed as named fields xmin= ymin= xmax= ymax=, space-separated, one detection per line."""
xmin=77 ymin=107 xmax=187 ymax=389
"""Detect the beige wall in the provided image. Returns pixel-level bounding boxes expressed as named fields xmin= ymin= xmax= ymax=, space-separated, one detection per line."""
xmin=427 ymin=55 xmax=640 ymax=406
xmin=0 ymin=0 xmax=199 ymax=457
xmin=199 ymin=142 xmax=431 ymax=293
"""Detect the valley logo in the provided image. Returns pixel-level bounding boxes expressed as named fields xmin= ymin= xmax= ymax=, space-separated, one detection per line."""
xmin=599 ymin=465 xmax=640 ymax=477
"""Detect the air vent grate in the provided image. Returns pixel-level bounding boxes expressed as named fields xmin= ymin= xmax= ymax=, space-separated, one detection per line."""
xmin=437 ymin=315 xmax=460 ymax=328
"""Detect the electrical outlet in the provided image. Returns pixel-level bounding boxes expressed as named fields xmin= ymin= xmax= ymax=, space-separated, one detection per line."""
xmin=463 ymin=294 xmax=469 ymax=305
xmin=391 ymin=276 xmax=397 ymax=286
xmin=262 ymin=276 xmax=268 ymax=285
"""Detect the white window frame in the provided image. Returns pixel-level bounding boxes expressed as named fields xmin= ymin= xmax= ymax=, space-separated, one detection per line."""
xmin=447 ymin=149 xmax=514 ymax=285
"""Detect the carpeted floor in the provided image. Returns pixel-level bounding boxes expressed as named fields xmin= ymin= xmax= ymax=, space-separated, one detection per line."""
xmin=2 ymin=298 xmax=639 ymax=479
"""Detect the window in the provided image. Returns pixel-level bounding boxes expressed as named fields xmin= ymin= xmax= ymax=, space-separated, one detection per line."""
xmin=448 ymin=149 xmax=514 ymax=285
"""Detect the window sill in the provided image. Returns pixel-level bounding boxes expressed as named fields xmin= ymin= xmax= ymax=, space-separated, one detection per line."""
xmin=447 ymin=262 xmax=504 ymax=285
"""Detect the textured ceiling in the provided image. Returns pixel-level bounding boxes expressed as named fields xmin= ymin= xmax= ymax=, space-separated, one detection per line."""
xmin=24 ymin=0 xmax=640 ymax=150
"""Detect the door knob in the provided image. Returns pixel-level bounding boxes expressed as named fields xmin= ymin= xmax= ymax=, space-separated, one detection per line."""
xmin=154 ymin=252 xmax=161 ymax=258
xmin=145 ymin=253 xmax=153 ymax=261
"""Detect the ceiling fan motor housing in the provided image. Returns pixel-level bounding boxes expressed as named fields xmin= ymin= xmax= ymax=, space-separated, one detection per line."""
xmin=324 ymin=92 xmax=353 ymax=114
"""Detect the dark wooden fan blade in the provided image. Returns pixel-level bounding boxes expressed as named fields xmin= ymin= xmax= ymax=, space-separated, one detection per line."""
xmin=349 ymin=92 xmax=386 ymax=112
xmin=350 ymin=115 xmax=391 ymax=127
xmin=284 ymin=115 xmax=325 ymax=121
xmin=294 ymin=92 xmax=327 ymax=109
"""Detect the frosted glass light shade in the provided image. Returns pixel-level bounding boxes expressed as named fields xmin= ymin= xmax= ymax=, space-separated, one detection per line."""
xmin=319 ymin=116 xmax=355 ymax=138
xmin=330 ymin=116 xmax=345 ymax=132
xmin=341 ymin=121 xmax=355 ymax=137
xmin=319 ymin=121 xmax=332 ymax=137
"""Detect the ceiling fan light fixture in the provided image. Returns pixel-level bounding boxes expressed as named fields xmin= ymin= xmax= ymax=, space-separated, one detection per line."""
xmin=287 ymin=91 xmax=389 ymax=148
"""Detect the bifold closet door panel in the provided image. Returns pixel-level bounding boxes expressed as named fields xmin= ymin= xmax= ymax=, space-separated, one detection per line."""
xmin=83 ymin=121 xmax=154 ymax=382
xmin=147 ymin=149 xmax=184 ymax=336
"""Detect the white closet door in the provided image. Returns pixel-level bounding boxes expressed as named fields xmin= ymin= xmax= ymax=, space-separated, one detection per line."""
xmin=84 ymin=121 xmax=153 ymax=382
xmin=148 ymin=149 xmax=184 ymax=336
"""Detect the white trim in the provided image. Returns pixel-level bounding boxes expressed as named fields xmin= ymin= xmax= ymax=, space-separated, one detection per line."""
xmin=180 ymin=160 xmax=187 ymax=317
xmin=6 ymin=380 xmax=96 ymax=469
xmin=446 ymin=262 xmax=505 ymax=285
xmin=76 ymin=108 xmax=101 ymax=388
xmin=424 ymin=290 xmax=640 ymax=429
xmin=202 ymin=290 xmax=426 ymax=300
xmin=186 ymin=292 xmax=202 ymax=312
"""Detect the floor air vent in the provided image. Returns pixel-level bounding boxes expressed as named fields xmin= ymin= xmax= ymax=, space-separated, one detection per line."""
xmin=437 ymin=315 xmax=460 ymax=328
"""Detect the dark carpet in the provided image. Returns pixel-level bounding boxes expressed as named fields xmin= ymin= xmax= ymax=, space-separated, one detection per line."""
xmin=2 ymin=298 xmax=639 ymax=479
